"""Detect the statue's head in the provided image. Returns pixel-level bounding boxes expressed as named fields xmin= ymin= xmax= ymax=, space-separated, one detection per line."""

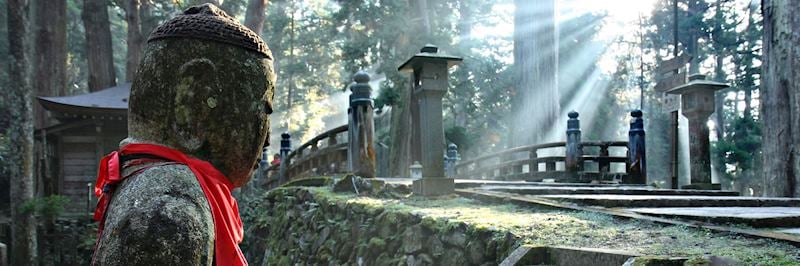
xmin=128 ymin=4 xmax=275 ymax=187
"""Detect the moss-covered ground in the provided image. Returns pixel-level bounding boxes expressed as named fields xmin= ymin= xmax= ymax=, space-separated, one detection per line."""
xmin=304 ymin=186 xmax=800 ymax=265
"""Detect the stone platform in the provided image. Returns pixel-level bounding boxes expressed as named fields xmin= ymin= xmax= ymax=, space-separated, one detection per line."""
xmin=482 ymin=186 xmax=739 ymax=196
xmin=532 ymin=194 xmax=800 ymax=208
xmin=625 ymin=207 xmax=800 ymax=227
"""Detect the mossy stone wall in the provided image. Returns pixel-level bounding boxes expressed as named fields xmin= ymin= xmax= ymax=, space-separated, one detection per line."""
xmin=241 ymin=187 xmax=520 ymax=265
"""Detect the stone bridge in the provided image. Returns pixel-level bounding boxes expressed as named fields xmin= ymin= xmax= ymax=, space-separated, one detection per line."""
xmin=242 ymin=45 xmax=800 ymax=265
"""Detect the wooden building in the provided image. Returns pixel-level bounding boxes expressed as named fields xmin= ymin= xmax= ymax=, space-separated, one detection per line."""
xmin=36 ymin=83 xmax=129 ymax=214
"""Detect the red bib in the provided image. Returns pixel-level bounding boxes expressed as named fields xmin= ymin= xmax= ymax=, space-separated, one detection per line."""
xmin=93 ymin=143 xmax=247 ymax=266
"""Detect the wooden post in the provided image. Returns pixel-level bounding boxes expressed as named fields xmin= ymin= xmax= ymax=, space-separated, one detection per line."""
xmin=599 ymin=145 xmax=610 ymax=175
xmin=565 ymin=111 xmax=582 ymax=175
xmin=278 ymin=132 xmax=291 ymax=183
xmin=530 ymin=150 xmax=538 ymax=173
xmin=348 ymin=71 xmax=376 ymax=178
xmin=625 ymin=109 xmax=647 ymax=184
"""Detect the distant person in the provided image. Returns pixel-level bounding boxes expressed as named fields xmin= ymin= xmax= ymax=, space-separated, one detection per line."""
xmin=271 ymin=153 xmax=281 ymax=166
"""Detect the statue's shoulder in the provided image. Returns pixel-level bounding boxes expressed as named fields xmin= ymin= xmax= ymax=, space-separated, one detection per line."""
xmin=93 ymin=164 xmax=214 ymax=266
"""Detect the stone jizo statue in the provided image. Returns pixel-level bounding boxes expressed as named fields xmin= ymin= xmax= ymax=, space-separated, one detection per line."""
xmin=91 ymin=4 xmax=275 ymax=265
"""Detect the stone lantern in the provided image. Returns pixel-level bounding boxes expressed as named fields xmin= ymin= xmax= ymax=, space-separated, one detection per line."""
xmin=399 ymin=44 xmax=462 ymax=196
xmin=666 ymin=74 xmax=728 ymax=189
xmin=410 ymin=161 xmax=423 ymax=179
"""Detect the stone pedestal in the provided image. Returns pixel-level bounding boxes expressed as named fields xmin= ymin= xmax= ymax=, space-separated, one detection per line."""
xmin=412 ymin=178 xmax=455 ymax=197
xmin=399 ymin=44 xmax=462 ymax=196
xmin=667 ymin=74 xmax=728 ymax=189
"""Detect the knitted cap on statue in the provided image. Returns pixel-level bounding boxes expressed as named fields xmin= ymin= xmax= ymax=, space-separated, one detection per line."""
xmin=92 ymin=4 xmax=274 ymax=266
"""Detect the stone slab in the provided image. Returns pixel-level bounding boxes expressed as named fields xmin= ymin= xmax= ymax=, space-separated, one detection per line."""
xmin=499 ymin=245 xmax=686 ymax=266
xmin=626 ymin=207 xmax=800 ymax=227
xmin=483 ymin=186 xmax=739 ymax=197
xmin=532 ymin=195 xmax=800 ymax=208
xmin=378 ymin=178 xmax=650 ymax=189
xmin=778 ymin=228 xmax=800 ymax=235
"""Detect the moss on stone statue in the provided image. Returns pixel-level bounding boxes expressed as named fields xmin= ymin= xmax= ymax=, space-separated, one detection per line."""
xmin=240 ymin=185 xmax=800 ymax=265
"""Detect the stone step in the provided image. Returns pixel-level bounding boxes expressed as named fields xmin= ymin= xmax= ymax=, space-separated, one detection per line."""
xmin=482 ymin=186 xmax=739 ymax=197
xmin=533 ymin=194 xmax=800 ymax=208
xmin=377 ymin=178 xmax=651 ymax=189
xmin=624 ymin=207 xmax=800 ymax=228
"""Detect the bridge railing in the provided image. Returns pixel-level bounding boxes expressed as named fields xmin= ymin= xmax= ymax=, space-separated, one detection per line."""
xmin=454 ymin=110 xmax=646 ymax=184
xmin=258 ymin=71 xmax=375 ymax=189
xmin=284 ymin=125 xmax=349 ymax=179
xmin=454 ymin=141 xmax=629 ymax=182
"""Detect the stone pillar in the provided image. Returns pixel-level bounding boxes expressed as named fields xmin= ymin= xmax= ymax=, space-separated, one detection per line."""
xmin=666 ymin=74 xmax=728 ymax=189
xmin=399 ymin=44 xmax=462 ymax=196
xmin=625 ymin=110 xmax=647 ymax=184
xmin=565 ymin=111 xmax=582 ymax=174
xmin=686 ymin=111 xmax=711 ymax=185
xmin=348 ymin=71 xmax=376 ymax=178
xmin=278 ymin=132 xmax=291 ymax=183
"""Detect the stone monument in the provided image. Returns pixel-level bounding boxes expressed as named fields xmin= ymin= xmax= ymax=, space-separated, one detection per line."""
xmin=92 ymin=4 xmax=274 ymax=265
xmin=667 ymin=74 xmax=728 ymax=190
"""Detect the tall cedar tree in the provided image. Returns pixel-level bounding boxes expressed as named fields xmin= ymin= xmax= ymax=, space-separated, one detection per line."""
xmin=244 ymin=0 xmax=268 ymax=35
xmin=33 ymin=0 xmax=67 ymax=128
xmin=6 ymin=0 xmax=38 ymax=264
xmin=761 ymin=0 xmax=800 ymax=197
xmin=512 ymin=0 xmax=559 ymax=146
xmin=83 ymin=0 xmax=117 ymax=91
xmin=125 ymin=0 xmax=143 ymax=81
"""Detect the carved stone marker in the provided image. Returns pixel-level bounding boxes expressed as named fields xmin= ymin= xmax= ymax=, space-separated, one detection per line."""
xmin=93 ymin=4 xmax=274 ymax=265
xmin=667 ymin=74 xmax=728 ymax=189
xmin=348 ymin=71 xmax=376 ymax=178
xmin=399 ymin=44 xmax=462 ymax=196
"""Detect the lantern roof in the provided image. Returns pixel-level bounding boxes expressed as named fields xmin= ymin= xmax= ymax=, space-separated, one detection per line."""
xmin=398 ymin=44 xmax=462 ymax=72
xmin=666 ymin=74 xmax=728 ymax=95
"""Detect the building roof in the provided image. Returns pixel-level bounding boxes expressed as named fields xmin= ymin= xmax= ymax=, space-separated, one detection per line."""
xmin=38 ymin=83 xmax=130 ymax=117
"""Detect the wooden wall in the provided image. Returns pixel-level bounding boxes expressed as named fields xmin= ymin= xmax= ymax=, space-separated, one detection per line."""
xmin=54 ymin=121 xmax=126 ymax=214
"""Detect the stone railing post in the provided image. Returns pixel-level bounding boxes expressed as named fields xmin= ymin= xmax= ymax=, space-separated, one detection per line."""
xmin=278 ymin=132 xmax=291 ymax=183
xmin=625 ymin=110 xmax=647 ymax=184
xmin=565 ymin=111 xmax=582 ymax=175
xmin=0 ymin=242 xmax=6 ymax=266
xmin=348 ymin=70 xmax=376 ymax=178
xmin=445 ymin=143 xmax=460 ymax=178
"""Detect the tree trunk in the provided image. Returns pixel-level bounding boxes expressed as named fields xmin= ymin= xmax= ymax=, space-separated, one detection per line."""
xmin=712 ymin=0 xmax=725 ymax=140
xmin=244 ymin=0 xmax=268 ymax=35
xmin=83 ymin=0 xmax=117 ymax=92
xmin=687 ymin=0 xmax=703 ymax=74
xmin=125 ymin=0 xmax=143 ymax=81
xmin=512 ymin=0 xmax=559 ymax=146
xmin=387 ymin=0 xmax=428 ymax=177
xmin=6 ymin=0 xmax=38 ymax=264
xmin=761 ymin=0 xmax=800 ymax=197
xmin=33 ymin=0 xmax=67 ymax=128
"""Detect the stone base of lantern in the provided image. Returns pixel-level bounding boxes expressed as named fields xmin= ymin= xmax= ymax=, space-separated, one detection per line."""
xmin=681 ymin=183 xmax=721 ymax=190
xmin=412 ymin=178 xmax=455 ymax=196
